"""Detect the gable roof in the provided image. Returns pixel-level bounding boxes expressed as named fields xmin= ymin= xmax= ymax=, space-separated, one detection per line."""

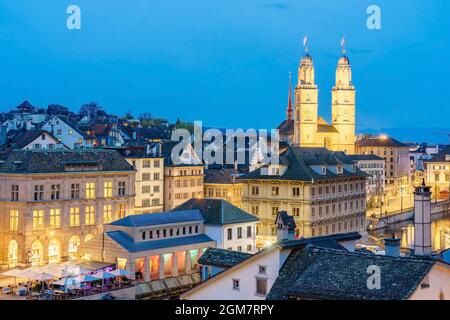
xmin=0 ymin=149 xmax=133 ymax=174
xmin=276 ymin=211 xmax=296 ymax=230
xmin=46 ymin=115 xmax=87 ymax=137
xmin=171 ymin=198 xmax=259 ymax=225
xmin=106 ymin=231 xmax=214 ymax=253
xmin=198 ymin=248 xmax=252 ymax=268
xmin=356 ymin=136 xmax=409 ymax=148
xmin=277 ymin=119 xmax=294 ymax=135
xmin=267 ymin=246 xmax=435 ymax=300
xmin=110 ymin=210 xmax=204 ymax=227
xmin=6 ymin=130 xmax=62 ymax=149
xmin=239 ymin=146 xmax=369 ymax=182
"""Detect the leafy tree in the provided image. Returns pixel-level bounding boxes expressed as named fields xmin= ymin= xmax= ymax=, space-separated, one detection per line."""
xmin=47 ymin=104 xmax=69 ymax=116
xmin=80 ymin=102 xmax=103 ymax=118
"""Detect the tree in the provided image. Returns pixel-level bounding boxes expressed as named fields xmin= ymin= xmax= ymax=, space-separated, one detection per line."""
xmin=47 ymin=104 xmax=69 ymax=116
xmin=80 ymin=102 xmax=103 ymax=118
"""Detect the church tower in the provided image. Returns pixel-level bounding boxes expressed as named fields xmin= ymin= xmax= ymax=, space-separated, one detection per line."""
xmin=294 ymin=38 xmax=318 ymax=147
xmin=331 ymin=39 xmax=356 ymax=154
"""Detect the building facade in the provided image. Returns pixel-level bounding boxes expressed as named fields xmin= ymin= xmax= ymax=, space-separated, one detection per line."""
xmin=347 ymin=155 xmax=385 ymax=207
xmin=425 ymin=146 xmax=450 ymax=200
xmin=204 ymin=168 xmax=243 ymax=208
xmin=239 ymin=147 xmax=367 ymax=247
xmin=0 ymin=149 xmax=135 ymax=269
xmin=162 ymin=142 xmax=204 ymax=211
xmin=356 ymin=135 xmax=410 ymax=197
xmin=42 ymin=116 xmax=87 ymax=149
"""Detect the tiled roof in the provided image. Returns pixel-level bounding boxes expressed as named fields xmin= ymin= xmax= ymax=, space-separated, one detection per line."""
xmin=172 ymin=198 xmax=259 ymax=225
xmin=426 ymin=146 xmax=450 ymax=163
xmin=107 ymin=231 xmax=214 ymax=253
xmin=5 ymin=130 xmax=61 ymax=149
xmin=239 ymin=147 xmax=369 ymax=182
xmin=347 ymin=154 xmax=385 ymax=161
xmin=161 ymin=141 xmax=203 ymax=167
xmin=198 ymin=248 xmax=252 ymax=268
xmin=267 ymin=246 xmax=434 ymax=300
xmin=277 ymin=119 xmax=294 ymax=135
xmin=204 ymin=168 xmax=237 ymax=184
xmin=277 ymin=232 xmax=361 ymax=249
xmin=110 ymin=210 xmax=204 ymax=227
xmin=0 ymin=149 xmax=134 ymax=174
xmin=356 ymin=136 xmax=409 ymax=148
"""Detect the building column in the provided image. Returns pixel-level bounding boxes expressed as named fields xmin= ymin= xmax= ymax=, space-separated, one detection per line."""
xmin=126 ymin=260 xmax=136 ymax=280
xmin=185 ymin=250 xmax=191 ymax=274
xmin=143 ymin=256 xmax=150 ymax=282
xmin=172 ymin=252 xmax=178 ymax=277
xmin=159 ymin=254 xmax=165 ymax=279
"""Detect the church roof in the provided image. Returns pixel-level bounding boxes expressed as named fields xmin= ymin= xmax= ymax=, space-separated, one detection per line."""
xmin=356 ymin=136 xmax=409 ymax=148
xmin=317 ymin=124 xmax=339 ymax=133
xmin=277 ymin=119 xmax=294 ymax=135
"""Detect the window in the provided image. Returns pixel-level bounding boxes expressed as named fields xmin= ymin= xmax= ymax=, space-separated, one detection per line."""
xmin=247 ymin=244 xmax=252 ymax=252
xmin=34 ymin=185 xmax=44 ymax=201
xmin=142 ymin=231 xmax=146 ymax=240
xmin=9 ymin=210 xmax=19 ymax=232
xmin=143 ymin=160 xmax=151 ymax=168
xmin=103 ymin=204 xmax=113 ymax=223
xmin=86 ymin=183 xmax=96 ymax=199
xmin=50 ymin=184 xmax=61 ymax=200
xmin=237 ymin=246 xmax=242 ymax=252
xmin=49 ymin=208 xmax=61 ymax=228
xmin=118 ymin=204 xmax=127 ymax=219
xmin=32 ymin=210 xmax=44 ymax=231
xmin=154 ymin=160 xmax=160 ymax=168
xmin=142 ymin=173 xmax=151 ymax=181
xmin=232 ymin=279 xmax=240 ymax=291
xmin=292 ymin=187 xmax=300 ymax=196
xmin=142 ymin=185 xmax=151 ymax=194
xmin=256 ymin=278 xmax=267 ymax=296
xmin=237 ymin=227 xmax=242 ymax=239
xmin=118 ymin=181 xmax=126 ymax=196
xmin=71 ymin=183 xmax=80 ymax=199
xmin=152 ymin=198 xmax=160 ymax=206
xmin=272 ymin=187 xmax=279 ymax=196
xmin=251 ymin=186 xmax=259 ymax=195
xmin=247 ymin=226 xmax=252 ymax=238
xmin=11 ymin=185 xmax=19 ymax=201
xmin=153 ymin=185 xmax=160 ymax=193
xmin=258 ymin=265 xmax=267 ymax=274
xmin=85 ymin=206 xmax=95 ymax=225
xmin=70 ymin=207 xmax=80 ymax=227
xmin=142 ymin=199 xmax=151 ymax=207
xmin=251 ymin=205 xmax=259 ymax=215
xmin=435 ymin=173 xmax=440 ymax=182
xmin=271 ymin=207 xmax=279 ymax=216
xmin=227 ymin=228 xmax=232 ymax=240
xmin=104 ymin=182 xmax=113 ymax=197
xmin=293 ymin=207 xmax=300 ymax=217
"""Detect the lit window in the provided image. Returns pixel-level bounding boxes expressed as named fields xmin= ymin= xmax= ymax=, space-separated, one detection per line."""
xmin=86 ymin=182 xmax=96 ymax=199
xmin=104 ymin=182 xmax=113 ymax=198
xmin=103 ymin=204 xmax=113 ymax=223
xmin=118 ymin=204 xmax=127 ymax=219
xmin=50 ymin=208 xmax=61 ymax=228
xmin=9 ymin=210 xmax=19 ymax=232
xmin=32 ymin=210 xmax=44 ymax=231
xmin=85 ymin=206 xmax=95 ymax=225
xmin=232 ymin=279 xmax=240 ymax=291
xmin=70 ymin=207 xmax=80 ymax=227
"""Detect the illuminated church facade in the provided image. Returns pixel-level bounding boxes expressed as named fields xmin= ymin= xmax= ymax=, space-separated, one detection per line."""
xmin=278 ymin=41 xmax=356 ymax=155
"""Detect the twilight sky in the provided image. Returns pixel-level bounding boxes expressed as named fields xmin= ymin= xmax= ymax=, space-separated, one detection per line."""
xmin=0 ymin=1 xmax=449 ymax=142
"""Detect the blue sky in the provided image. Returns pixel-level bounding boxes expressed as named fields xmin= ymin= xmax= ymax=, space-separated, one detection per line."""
xmin=0 ymin=1 xmax=449 ymax=142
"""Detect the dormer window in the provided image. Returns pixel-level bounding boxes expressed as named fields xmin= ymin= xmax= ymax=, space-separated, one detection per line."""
xmin=337 ymin=165 xmax=343 ymax=174
xmin=142 ymin=231 xmax=146 ymax=240
xmin=321 ymin=167 xmax=327 ymax=175
xmin=272 ymin=167 xmax=280 ymax=175
xmin=352 ymin=165 xmax=357 ymax=173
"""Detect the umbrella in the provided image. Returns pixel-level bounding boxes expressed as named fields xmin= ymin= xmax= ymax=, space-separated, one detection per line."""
xmin=92 ymin=271 xmax=115 ymax=291
xmin=29 ymin=272 xmax=55 ymax=281
xmin=1 ymin=268 xmax=24 ymax=277
xmin=74 ymin=274 xmax=100 ymax=282
xmin=32 ymin=265 xmax=65 ymax=278
xmin=110 ymin=269 xmax=132 ymax=277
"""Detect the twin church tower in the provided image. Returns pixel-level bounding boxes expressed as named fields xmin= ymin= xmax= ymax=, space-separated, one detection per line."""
xmin=279 ymin=38 xmax=356 ymax=155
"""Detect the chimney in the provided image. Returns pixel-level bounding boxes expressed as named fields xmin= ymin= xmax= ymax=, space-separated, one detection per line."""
xmin=384 ymin=234 xmax=400 ymax=257
xmin=414 ymin=179 xmax=432 ymax=256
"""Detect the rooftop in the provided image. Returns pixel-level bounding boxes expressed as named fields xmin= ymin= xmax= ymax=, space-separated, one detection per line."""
xmin=171 ymin=198 xmax=259 ymax=225
xmin=426 ymin=145 xmax=450 ymax=163
xmin=0 ymin=149 xmax=133 ymax=174
xmin=107 ymin=231 xmax=214 ymax=253
xmin=110 ymin=210 xmax=204 ymax=227
xmin=198 ymin=248 xmax=252 ymax=268
xmin=239 ymin=146 xmax=369 ymax=182
xmin=356 ymin=136 xmax=409 ymax=148
xmin=267 ymin=246 xmax=434 ymax=300
xmin=347 ymin=154 xmax=385 ymax=161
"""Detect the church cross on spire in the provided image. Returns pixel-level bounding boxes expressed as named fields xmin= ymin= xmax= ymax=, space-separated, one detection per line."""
xmin=303 ymin=35 xmax=309 ymax=53
xmin=341 ymin=36 xmax=346 ymax=55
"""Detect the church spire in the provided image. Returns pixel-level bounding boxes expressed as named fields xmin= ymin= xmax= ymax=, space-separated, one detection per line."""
xmin=286 ymin=72 xmax=293 ymax=120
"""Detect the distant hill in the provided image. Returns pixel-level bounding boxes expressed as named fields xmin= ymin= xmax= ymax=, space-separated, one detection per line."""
xmin=359 ymin=127 xmax=450 ymax=145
